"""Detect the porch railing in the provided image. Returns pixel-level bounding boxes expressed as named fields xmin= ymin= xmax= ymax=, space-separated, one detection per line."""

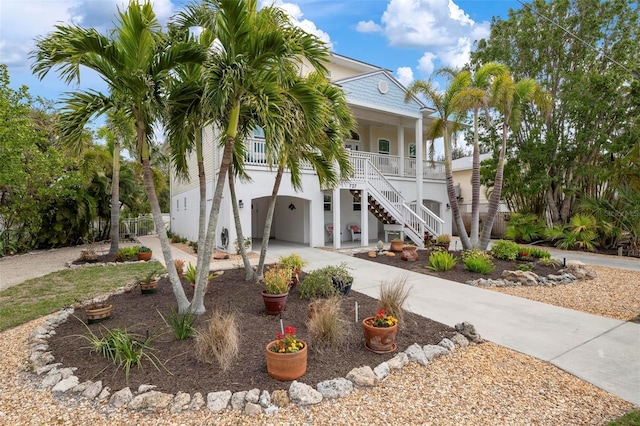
xmin=243 ymin=138 xmax=314 ymax=170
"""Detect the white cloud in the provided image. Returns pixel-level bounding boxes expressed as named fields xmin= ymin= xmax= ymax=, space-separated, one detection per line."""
xmin=417 ymin=52 xmax=437 ymax=76
xmin=264 ymin=0 xmax=333 ymax=48
xmin=356 ymin=20 xmax=382 ymax=33
xmin=395 ymin=67 xmax=414 ymax=87
xmin=373 ymin=0 xmax=491 ymax=76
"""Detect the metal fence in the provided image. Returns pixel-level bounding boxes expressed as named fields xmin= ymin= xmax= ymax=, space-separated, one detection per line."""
xmin=119 ymin=214 xmax=156 ymax=239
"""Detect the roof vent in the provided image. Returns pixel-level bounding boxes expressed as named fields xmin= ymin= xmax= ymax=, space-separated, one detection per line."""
xmin=378 ymin=80 xmax=388 ymax=94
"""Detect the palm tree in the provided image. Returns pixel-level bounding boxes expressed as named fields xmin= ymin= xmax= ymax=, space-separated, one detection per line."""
xmin=251 ymin=71 xmax=355 ymax=279
xmin=478 ymin=73 xmax=552 ymax=249
xmin=31 ymin=1 xmax=206 ymax=313
xmin=97 ymin=110 xmax=137 ymax=257
xmin=172 ymin=0 xmax=331 ymax=313
xmin=446 ymin=63 xmax=508 ymax=247
xmin=406 ymin=74 xmax=471 ymax=249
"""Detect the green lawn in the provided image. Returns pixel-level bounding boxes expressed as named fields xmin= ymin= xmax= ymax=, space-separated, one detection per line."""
xmin=608 ymin=410 xmax=640 ymax=425
xmin=0 ymin=261 xmax=164 ymax=331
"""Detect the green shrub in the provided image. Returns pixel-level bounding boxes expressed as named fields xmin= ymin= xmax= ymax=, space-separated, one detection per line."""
xmin=491 ymin=240 xmax=520 ymax=261
xmin=426 ymin=249 xmax=458 ymax=271
xmin=527 ymin=247 xmax=551 ymax=259
xmin=159 ymin=308 xmax=196 ymax=340
xmin=515 ymin=263 xmax=533 ymax=271
xmin=464 ymin=257 xmax=496 ymax=274
xmin=545 ymin=214 xmax=599 ymax=251
xmin=117 ymin=246 xmax=140 ymax=260
xmin=299 ymin=268 xmax=339 ymax=300
xmin=539 ymin=257 xmax=561 ymax=267
xmin=78 ymin=323 xmax=164 ymax=383
xmin=461 ymin=249 xmax=492 ymax=262
xmin=506 ymin=213 xmax=546 ymax=242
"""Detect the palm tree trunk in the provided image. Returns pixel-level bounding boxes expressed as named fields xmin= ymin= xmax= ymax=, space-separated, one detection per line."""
xmin=139 ymin=134 xmax=190 ymax=312
xmin=108 ymin=139 xmax=121 ymax=257
xmin=470 ymin=109 xmax=481 ymax=248
xmin=195 ymin=128 xmax=207 ymax=274
xmin=228 ymin=162 xmax=253 ymax=280
xmin=478 ymin=122 xmax=508 ymax=249
xmin=444 ymin=130 xmax=472 ymax=249
xmin=190 ymin=105 xmax=240 ymax=314
xmin=256 ymin=164 xmax=284 ymax=279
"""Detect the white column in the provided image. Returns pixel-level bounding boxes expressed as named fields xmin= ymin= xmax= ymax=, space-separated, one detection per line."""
xmin=360 ymin=188 xmax=369 ymax=247
xmin=415 ymin=116 xmax=424 ymax=206
xmin=397 ymin=125 xmax=405 ymax=177
xmin=332 ymin=187 xmax=341 ymax=249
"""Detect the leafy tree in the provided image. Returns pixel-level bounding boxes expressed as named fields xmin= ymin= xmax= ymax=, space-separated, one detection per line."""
xmin=31 ymin=1 xmax=206 ymax=313
xmin=471 ymin=0 xmax=640 ymax=224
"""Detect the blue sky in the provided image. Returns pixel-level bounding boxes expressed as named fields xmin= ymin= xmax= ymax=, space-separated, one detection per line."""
xmin=0 ymin=0 xmax=521 ymax=115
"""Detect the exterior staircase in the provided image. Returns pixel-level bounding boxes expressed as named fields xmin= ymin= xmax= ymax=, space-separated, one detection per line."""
xmin=346 ymin=152 xmax=443 ymax=248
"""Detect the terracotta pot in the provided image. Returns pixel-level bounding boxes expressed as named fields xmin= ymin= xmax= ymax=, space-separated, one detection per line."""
xmin=265 ymin=340 xmax=307 ymax=381
xmin=362 ymin=316 xmax=398 ymax=353
xmin=137 ymin=251 xmax=152 ymax=261
xmin=140 ymin=279 xmax=159 ymax=294
xmin=401 ymin=245 xmax=419 ymax=261
xmin=390 ymin=240 xmax=404 ymax=252
xmin=261 ymin=292 xmax=289 ymax=315
xmin=86 ymin=304 xmax=113 ymax=324
xmin=289 ymin=273 xmax=299 ymax=289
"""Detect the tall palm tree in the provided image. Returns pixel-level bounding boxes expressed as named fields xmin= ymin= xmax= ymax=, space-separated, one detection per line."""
xmin=478 ymin=73 xmax=552 ymax=249
xmin=251 ymin=71 xmax=355 ymax=279
xmin=445 ymin=63 xmax=508 ymax=247
xmin=173 ymin=0 xmax=331 ymax=313
xmin=97 ymin=109 xmax=137 ymax=257
xmin=31 ymin=1 xmax=206 ymax=313
xmin=406 ymin=74 xmax=471 ymax=249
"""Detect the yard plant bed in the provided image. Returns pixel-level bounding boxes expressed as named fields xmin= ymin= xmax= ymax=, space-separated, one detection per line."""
xmin=47 ymin=267 xmax=454 ymax=394
xmin=353 ymin=249 xmax=563 ymax=283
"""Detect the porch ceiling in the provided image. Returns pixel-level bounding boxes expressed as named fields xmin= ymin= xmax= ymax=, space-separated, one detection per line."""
xmin=350 ymin=104 xmax=435 ymax=131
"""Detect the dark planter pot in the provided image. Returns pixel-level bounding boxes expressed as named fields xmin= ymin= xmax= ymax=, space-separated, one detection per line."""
xmin=262 ymin=292 xmax=289 ymax=315
xmin=265 ymin=340 xmax=307 ymax=381
xmin=362 ymin=316 xmax=398 ymax=354
xmin=140 ymin=279 xmax=159 ymax=294
xmin=137 ymin=251 xmax=152 ymax=261
xmin=332 ymin=278 xmax=353 ymax=296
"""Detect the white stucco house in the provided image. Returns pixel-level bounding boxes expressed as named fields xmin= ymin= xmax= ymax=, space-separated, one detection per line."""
xmin=169 ymin=53 xmax=452 ymax=252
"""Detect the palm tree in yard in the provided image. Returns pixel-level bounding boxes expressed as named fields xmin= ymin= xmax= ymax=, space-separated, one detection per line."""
xmin=31 ymin=1 xmax=206 ymax=313
xmin=250 ymin=71 xmax=355 ymax=280
xmin=171 ymin=0 xmax=331 ymax=313
xmin=478 ymin=72 xmax=552 ymax=249
xmin=442 ymin=63 xmax=508 ymax=248
xmin=406 ymin=73 xmax=472 ymax=249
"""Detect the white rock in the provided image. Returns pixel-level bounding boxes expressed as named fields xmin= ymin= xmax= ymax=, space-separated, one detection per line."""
xmin=289 ymin=381 xmax=323 ymax=405
xmin=231 ymin=391 xmax=247 ymax=410
xmin=110 ymin=387 xmax=133 ymax=408
xmin=169 ymin=391 xmax=191 ymax=414
xmin=316 ymin=378 xmax=354 ymax=398
xmin=406 ymin=343 xmax=429 ymax=366
xmin=451 ymin=333 xmax=469 ymax=349
xmin=373 ymin=362 xmax=390 ymax=380
xmin=127 ymin=390 xmax=173 ymax=411
xmin=82 ymin=381 xmax=103 ymax=399
xmin=246 ymin=388 xmax=260 ymax=404
xmin=51 ymin=376 xmax=79 ymax=393
xmin=438 ymin=338 xmax=455 ymax=351
xmin=207 ymin=390 xmax=232 ymax=412
xmin=244 ymin=402 xmax=262 ymax=415
xmin=188 ymin=392 xmax=205 ymax=411
xmin=346 ymin=366 xmax=377 ymax=387
xmin=422 ymin=344 xmax=449 ymax=360
xmin=387 ymin=352 xmax=409 ymax=369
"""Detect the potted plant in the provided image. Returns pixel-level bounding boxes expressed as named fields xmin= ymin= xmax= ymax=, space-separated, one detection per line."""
xmin=137 ymin=269 xmax=160 ymax=294
xmin=137 ymin=246 xmax=153 ymax=261
xmin=362 ymin=308 xmax=398 ymax=353
xmin=265 ymin=325 xmax=307 ymax=381
xmin=435 ymin=234 xmax=451 ymax=250
xmin=325 ymin=263 xmax=354 ymax=296
xmin=260 ymin=266 xmax=292 ymax=315
xmin=390 ymin=238 xmax=404 ymax=252
xmin=184 ymin=263 xmax=217 ymax=293
xmin=84 ymin=301 xmax=113 ymax=324
xmin=79 ymin=247 xmax=98 ymax=263
xmin=278 ymin=253 xmax=306 ymax=288
xmin=173 ymin=259 xmax=185 ymax=277
xmin=401 ymin=243 xmax=419 ymax=261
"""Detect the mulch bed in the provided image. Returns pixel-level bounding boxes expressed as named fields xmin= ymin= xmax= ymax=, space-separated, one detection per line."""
xmin=47 ymin=266 xmax=455 ymax=394
xmin=353 ymin=249 xmax=563 ymax=283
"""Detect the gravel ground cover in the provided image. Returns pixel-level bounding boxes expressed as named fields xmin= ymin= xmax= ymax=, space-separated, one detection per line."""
xmin=489 ymin=265 xmax=640 ymax=321
xmin=0 ymin=316 xmax=633 ymax=425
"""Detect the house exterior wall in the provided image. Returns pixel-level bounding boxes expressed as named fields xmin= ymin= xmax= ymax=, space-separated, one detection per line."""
xmin=452 ymin=168 xmax=490 ymax=213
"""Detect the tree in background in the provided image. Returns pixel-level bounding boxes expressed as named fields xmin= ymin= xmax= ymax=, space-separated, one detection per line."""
xmin=471 ymin=0 xmax=639 ymax=226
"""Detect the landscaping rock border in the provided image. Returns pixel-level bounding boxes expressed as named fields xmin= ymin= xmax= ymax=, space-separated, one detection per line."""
xmin=27 ymin=308 xmax=480 ymax=416
xmin=466 ymin=262 xmax=597 ymax=288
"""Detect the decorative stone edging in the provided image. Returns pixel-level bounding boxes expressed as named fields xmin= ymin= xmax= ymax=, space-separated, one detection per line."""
xmin=466 ymin=261 xmax=597 ymax=288
xmin=27 ymin=308 xmax=482 ymax=416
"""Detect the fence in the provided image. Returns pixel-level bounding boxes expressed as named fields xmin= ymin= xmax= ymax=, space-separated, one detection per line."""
xmin=119 ymin=214 xmax=156 ymax=239
xmin=452 ymin=212 xmax=510 ymax=239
